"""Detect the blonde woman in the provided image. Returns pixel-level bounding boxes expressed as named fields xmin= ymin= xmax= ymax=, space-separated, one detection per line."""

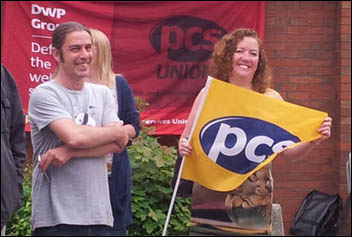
xmin=88 ymin=28 xmax=140 ymax=236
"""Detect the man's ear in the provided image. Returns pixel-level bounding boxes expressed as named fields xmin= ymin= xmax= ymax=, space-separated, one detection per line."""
xmin=52 ymin=48 xmax=61 ymax=63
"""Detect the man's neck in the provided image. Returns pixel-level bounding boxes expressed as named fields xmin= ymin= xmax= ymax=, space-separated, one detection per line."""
xmin=85 ymin=70 xmax=99 ymax=84
xmin=54 ymin=71 xmax=85 ymax=90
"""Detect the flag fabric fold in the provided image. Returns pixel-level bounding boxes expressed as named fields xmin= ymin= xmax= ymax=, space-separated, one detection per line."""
xmin=181 ymin=77 xmax=327 ymax=192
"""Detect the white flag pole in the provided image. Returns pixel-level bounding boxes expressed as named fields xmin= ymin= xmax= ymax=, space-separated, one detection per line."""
xmin=162 ymin=154 xmax=186 ymax=236
xmin=162 ymin=77 xmax=213 ymax=236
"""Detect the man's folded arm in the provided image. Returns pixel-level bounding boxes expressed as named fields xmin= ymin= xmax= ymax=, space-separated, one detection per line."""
xmin=49 ymin=118 xmax=128 ymax=149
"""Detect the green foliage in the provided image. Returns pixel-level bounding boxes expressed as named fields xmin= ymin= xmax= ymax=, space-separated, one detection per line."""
xmin=6 ymin=162 xmax=33 ymax=236
xmin=127 ymin=131 xmax=191 ymax=236
xmin=127 ymin=97 xmax=191 ymax=236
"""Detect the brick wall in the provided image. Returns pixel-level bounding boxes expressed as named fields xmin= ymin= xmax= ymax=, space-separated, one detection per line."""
xmin=265 ymin=1 xmax=351 ymax=235
xmin=337 ymin=1 xmax=351 ymax=197
xmin=337 ymin=2 xmax=351 ymax=235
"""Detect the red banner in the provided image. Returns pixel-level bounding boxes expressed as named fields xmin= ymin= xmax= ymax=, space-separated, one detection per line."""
xmin=1 ymin=1 xmax=265 ymax=134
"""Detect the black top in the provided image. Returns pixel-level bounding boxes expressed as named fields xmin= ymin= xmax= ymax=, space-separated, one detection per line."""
xmin=109 ymin=75 xmax=140 ymax=230
xmin=1 ymin=64 xmax=26 ymax=228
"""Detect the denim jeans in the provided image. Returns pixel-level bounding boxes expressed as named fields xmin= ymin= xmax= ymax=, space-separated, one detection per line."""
xmin=32 ymin=224 xmax=112 ymax=236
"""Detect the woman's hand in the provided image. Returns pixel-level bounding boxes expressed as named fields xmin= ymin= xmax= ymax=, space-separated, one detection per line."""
xmin=311 ymin=117 xmax=332 ymax=145
xmin=178 ymin=138 xmax=192 ymax=157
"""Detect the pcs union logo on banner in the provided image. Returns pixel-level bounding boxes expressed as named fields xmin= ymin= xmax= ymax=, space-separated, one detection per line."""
xmin=199 ymin=116 xmax=300 ymax=174
xmin=149 ymin=16 xmax=226 ymax=81
xmin=150 ymin=15 xmax=226 ymax=62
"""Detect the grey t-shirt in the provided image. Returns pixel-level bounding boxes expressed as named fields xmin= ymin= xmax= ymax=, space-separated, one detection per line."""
xmin=29 ymin=80 xmax=119 ymax=230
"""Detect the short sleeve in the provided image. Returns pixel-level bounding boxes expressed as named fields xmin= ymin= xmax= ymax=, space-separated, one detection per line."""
xmin=29 ymin=85 xmax=72 ymax=131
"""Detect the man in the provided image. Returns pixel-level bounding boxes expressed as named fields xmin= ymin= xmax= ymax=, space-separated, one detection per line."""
xmin=29 ymin=22 xmax=129 ymax=236
xmin=1 ymin=64 xmax=26 ymax=236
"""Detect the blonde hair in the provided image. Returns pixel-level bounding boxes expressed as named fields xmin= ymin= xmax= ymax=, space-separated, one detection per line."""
xmin=90 ymin=28 xmax=116 ymax=88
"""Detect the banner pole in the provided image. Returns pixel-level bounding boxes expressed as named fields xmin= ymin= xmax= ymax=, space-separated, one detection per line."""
xmin=162 ymin=155 xmax=186 ymax=236
xmin=162 ymin=77 xmax=213 ymax=236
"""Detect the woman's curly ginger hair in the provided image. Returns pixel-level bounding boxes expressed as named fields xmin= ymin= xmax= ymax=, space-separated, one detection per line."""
xmin=209 ymin=28 xmax=272 ymax=93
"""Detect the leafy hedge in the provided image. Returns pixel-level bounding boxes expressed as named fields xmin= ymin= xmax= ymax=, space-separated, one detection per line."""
xmin=127 ymin=125 xmax=191 ymax=235
xmin=128 ymin=97 xmax=191 ymax=235
xmin=6 ymin=162 xmax=32 ymax=236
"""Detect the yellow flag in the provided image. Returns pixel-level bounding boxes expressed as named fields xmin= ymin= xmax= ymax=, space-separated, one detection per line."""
xmin=181 ymin=77 xmax=327 ymax=192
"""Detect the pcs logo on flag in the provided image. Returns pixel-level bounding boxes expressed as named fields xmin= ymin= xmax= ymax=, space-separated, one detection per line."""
xmin=199 ymin=116 xmax=300 ymax=174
